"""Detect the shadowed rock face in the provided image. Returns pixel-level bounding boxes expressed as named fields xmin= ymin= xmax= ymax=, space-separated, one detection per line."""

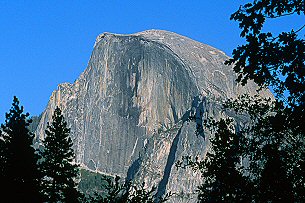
xmin=36 ymin=30 xmax=272 ymax=202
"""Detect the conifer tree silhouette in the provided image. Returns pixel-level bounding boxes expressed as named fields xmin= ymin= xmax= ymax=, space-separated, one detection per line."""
xmin=40 ymin=107 xmax=82 ymax=202
xmin=0 ymin=96 xmax=42 ymax=202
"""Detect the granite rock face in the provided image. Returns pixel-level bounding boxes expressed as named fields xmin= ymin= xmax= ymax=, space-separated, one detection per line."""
xmin=36 ymin=30 xmax=272 ymax=202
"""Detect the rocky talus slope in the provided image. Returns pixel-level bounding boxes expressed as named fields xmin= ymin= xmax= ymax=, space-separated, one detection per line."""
xmin=36 ymin=30 xmax=272 ymax=202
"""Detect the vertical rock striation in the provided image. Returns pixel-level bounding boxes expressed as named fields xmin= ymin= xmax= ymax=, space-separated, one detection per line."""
xmin=36 ymin=30 xmax=273 ymax=202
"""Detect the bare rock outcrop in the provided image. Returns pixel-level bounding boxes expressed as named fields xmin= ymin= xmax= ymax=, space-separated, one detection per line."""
xmin=36 ymin=30 xmax=272 ymax=202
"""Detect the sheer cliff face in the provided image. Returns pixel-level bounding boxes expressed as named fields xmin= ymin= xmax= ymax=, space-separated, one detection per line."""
xmin=36 ymin=30 xmax=272 ymax=202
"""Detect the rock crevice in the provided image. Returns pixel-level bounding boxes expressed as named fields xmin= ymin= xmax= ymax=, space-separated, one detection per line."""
xmin=36 ymin=30 xmax=273 ymax=202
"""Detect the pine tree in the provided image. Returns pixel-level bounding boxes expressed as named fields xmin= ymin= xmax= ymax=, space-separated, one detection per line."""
xmin=0 ymin=127 xmax=7 ymax=187
xmin=0 ymin=96 xmax=42 ymax=202
xmin=223 ymin=95 xmax=298 ymax=201
xmin=88 ymin=176 xmax=171 ymax=203
xmin=40 ymin=107 xmax=81 ymax=202
xmin=197 ymin=118 xmax=251 ymax=202
xmin=259 ymin=144 xmax=294 ymax=202
xmin=226 ymin=1 xmax=305 ymax=200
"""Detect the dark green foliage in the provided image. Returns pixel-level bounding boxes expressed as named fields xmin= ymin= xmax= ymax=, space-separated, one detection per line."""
xmin=225 ymin=1 xmax=305 ymax=151
xmin=224 ymin=95 xmax=302 ymax=202
xmin=221 ymin=1 xmax=305 ymax=201
xmin=178 ymin=117 xmax=252 ymax=202
xmin=88 ymin=176 xmax=171 ymax=203
xmin=0 ymin=96 xmax=42 ymax=202
xmin=225 ymin=0 xmax=305 ymax=109
xmin=91 ymin=176 xmax=129 ymax=203
xmin=127 ymin=182 xmax=171 ymax=203
xmin=259 ymin=145 xmax=294 ymax=202
xmin=40 ymin=107 xmax=82 ymax=202
xmin=198 ymin=118 xmax=252 ymax=202
xmin=0 ymin=124 xmax=7 ymax=197
xmin=78 ymin=169 xmax=113 ymax=198
xmin=0 ymin=128 xmax=6 ymax=178
xmin=177 ymin=94 xmax=304 ymax=202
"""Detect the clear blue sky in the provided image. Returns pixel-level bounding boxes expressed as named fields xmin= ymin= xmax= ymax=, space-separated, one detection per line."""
xmin=0 ymin=1 xmax=303 ymax=122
